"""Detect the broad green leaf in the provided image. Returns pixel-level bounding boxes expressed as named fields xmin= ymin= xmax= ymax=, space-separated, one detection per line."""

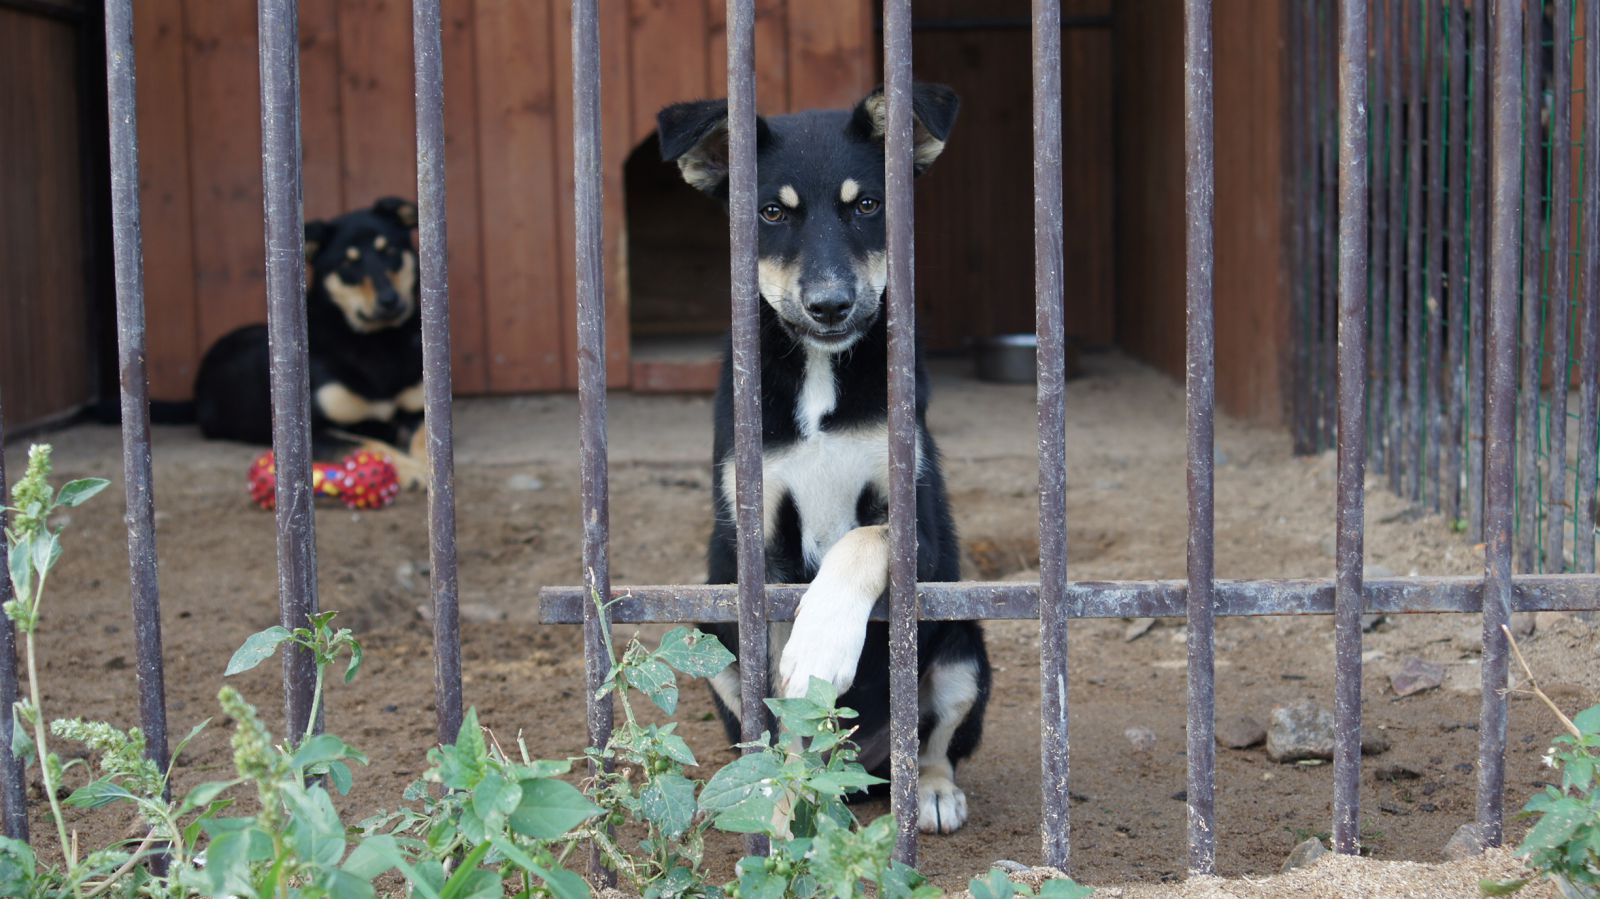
xmin=640 ymin=772 xmax=698 ymax=838
xmin=175 ymin=779 xmax=237 ymax=817
xmin=806 ymin=768 xmax=884 ymax=797
xmin=507 ymin=777 xmax=601 ymax=839
xmin=1038 ymin=878 xmax=1096 ymax=898
xmin=1518 ymin=798 xmax=1589 ymax=854
xmin=0 ymin=836 xmax=36 ymax=897
xmin=345 ymin=639 xmax=364 ymax=683
xmin=655 ymin=627 xmax=736 ymax=677
xmin=8 ymin=542 xmax=32 ymax=606
xmin=30 ymin=532 xmax=59 ymax=579
xmin=1572 ymin=704 xmax=1600 ymax=736
xmin=329 ymin=760 xmax=354 ymax=796
xmin=9 ymin=710 xmax=34 ymax=767
xmin=283 ymin=784 xmax=348 ymax=867
xmin=656 ymin=731 xmax=698 ymax=767
xmin=626 ymin=659 xmax=679 ymax=715
xmin=733 ymin=855 xmax=790 ymax=899
xmin=56 ymin=478 xmax=110 ymax=509
xmin=319 ymin=866 xmax=379 ymax=899
xmin=511 ymin=758 xmax=573 ymax=779
xmin=490 ymin=837 xmax=592 ymax=899
xmin=1478 ymin=878 xmax=1530 ymax=896
xmin=700 ymin=752 xmax=784 ymax=812
xmin=343 ymin=834 xmax=404 ymax=881
xmin=225 ymin=626 xmax=293 ymax=676
xmin=470 ymin=771 xmax=523 ymax=831
xmin=63 ymin=777 xmax=136 ymax=810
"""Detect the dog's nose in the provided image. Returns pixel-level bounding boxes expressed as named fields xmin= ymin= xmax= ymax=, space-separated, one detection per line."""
xmin=376 ymin=290 xmax=403 ymax=314
xmin=804 ymin=289 xmax=852 ymax=327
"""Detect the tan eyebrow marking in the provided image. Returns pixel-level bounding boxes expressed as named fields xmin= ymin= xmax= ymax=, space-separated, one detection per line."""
xmin=345 ymin=246 xmax=360 ymax=261
xmin=374 ymin=235 xmax=388 ymax=250
xmin=840 ymin=179 xmax=861 ymax=204
xmin=779 ymin=185 xmax=801 ymax=209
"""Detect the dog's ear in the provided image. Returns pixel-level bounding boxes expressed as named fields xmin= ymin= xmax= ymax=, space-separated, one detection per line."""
xmin=304 ymin=220 xmax=332 ymax=262
xmin=657 ymin=99 xmax=771 ymax=195
xmin=372 ymin=196 xmax=419 ymax=229
xmin=851 ymin=82 xmax=959 ymax=175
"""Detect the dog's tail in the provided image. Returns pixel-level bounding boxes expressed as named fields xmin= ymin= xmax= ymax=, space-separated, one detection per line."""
xmin=90 ymin=395 xmax=198 ymax=426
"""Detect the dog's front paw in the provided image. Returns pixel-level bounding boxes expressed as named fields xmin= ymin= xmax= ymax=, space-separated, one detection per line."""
xmin=777 ymin=587 xmax=869 ymax=698
xmin=917 ymin=770 xmax=968 ymax=834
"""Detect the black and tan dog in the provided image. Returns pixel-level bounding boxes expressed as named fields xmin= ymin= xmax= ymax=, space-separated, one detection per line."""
xmin=657 ymin=84 xmax=990 ymax=834
xmin=194 ymin=197 xmax=428 ymax=483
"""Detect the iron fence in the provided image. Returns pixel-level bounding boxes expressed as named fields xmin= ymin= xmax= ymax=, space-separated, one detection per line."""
xmin=0 ymin=0 xmax=1595 ymax=886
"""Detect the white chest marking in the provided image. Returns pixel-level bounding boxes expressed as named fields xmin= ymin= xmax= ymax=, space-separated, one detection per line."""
xmin=796 ymin=348 xmax=837 ymax=438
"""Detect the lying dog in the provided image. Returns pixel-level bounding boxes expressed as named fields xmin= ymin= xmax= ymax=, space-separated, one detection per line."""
xmin=194 ymin=197 xmax=428 ymax=484
xmin=657 ymin=84 xmax=991 ymax=834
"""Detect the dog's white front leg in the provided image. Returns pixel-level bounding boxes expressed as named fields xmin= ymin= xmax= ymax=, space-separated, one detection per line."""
xmin=777 ymin=525 xmax=888 ymax=698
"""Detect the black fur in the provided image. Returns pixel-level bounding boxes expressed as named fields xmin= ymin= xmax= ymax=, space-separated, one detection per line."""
xmin=658 ymin=84 xmax=990 ymax=787
xmin=193 ymin=197 xmax=424 ymax=458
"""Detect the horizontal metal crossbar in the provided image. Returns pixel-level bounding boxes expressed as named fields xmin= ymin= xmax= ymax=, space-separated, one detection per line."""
xmin=539 ymin=574 xmax=1600 ymax=624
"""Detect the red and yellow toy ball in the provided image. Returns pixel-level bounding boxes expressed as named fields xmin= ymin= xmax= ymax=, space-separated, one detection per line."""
xmin=248 ymin=450 xmax=401 ymax=511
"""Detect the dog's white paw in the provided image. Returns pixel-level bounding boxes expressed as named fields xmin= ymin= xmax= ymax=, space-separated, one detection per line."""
xmin=777 ymin=585 xmax=869 ymax=698
xmin=917 ymin=770 xmax=968 ymax=834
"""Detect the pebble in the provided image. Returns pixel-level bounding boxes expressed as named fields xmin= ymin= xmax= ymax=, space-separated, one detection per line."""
xmin=1374 ymin=763 xmax=1421 ymax=781
xmin=1267 ymin=699 xmax=1335 ymax=762
xmin=1280 ymin=836 xmax=1327 ymax=874
xmin=508 ymin=473 xmax=545 ymax=492
xmin=395 ymin=561 xmax=417 ymax=592
xmin=1124 ymin=726 xmax=1157 ymax=753
xmin=1215 ymin=714 xmax=1266 ymax=749
xmin=1123 ymin=618 xmax=1156 ymax=642
xmin=1443 ymin=823 xmax=1483 ymax=860
xmin=1390 ymin=657 xmax=1446 ymax=697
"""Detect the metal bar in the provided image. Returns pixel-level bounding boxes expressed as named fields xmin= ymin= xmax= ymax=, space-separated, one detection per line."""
xmin=0 ymin=399 xmax=26 ymax=842
xmin=1407 ymin=0 xmax=1425 ymax=501
xmin=571 ymin=0 xmax=616 ymax=877
xmin=257 ymin=0 xmax=320 ymax=744
xmin=1333 ymin=0 xmax=1370 ymax=855
xmin=1388 ymin=0 xmax=1408 ymax=489
xmin=1470 ymin=0 xmax=1490 ymax=540
xmin=1293 ymin=0 xmax=1317 ymax=456
xmin=725 ymin=0 xmax=771 ymax=860
xmin=412 ymin=0 xmax=463 ymax=746
xmin=1517 ymin=0 xmax=1546 ymax=572
xmin=1373 ymin=0 xmax=1391 ymax=475
xmin=884 ymin=0 xmax=921 ymax=865
xmin=538 ymin=575 xmax=1600 ymax=623
xmin=1546 ymin=0 xmax=1574 ymax=572
xmin=1433 ymin=0 xmax=1459 ymax=511
xmin=1033 ymin=0 xmax=1071 ymax=873
xmin=1447 ymin=0 xmax=1469 ymax=522
xmin=1481 ymin=0 xmax=1524 ymax=847
xmin=1323 ymin=0 xmax=1341 ymax=449
xmin=105 ymin=0 xmax=173 ymax=815
xmin=1578 ymin=0 xmax=1600 ymax=572
xmin=1181 ymin=0 xmax=1216 ymax=874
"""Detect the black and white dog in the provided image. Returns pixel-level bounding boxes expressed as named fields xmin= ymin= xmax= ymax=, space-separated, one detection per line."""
xmin=657 ymin=84 xmax=991 ymax=834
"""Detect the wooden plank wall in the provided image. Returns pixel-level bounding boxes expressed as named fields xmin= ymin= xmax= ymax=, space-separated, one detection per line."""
xmin=911 ymin=0 xmax=1115 ymax=352
xmin=131 ymin=0 xmax=871 ymax=401
xmin=1113 ymin=0 xmax=1289 ymax=422
xmin=0 ymin=6 xmax=95 ymax=428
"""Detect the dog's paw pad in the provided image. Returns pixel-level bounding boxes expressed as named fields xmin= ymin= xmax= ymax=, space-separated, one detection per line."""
xmin=917 ymin=772 xmax=968 ymax=834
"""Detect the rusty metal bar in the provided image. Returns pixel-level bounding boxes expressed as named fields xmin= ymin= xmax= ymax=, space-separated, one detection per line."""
xmin=105 ymin=0 xmax=173 ymax=809
xmin=883 ymin=0 xmax=921 ymax=865
xmin=1373 ymin=0 xmax=1391 ymax=474
xmin=1470 ymin=0 xmax=1490 ymax=540
xmin=1033 ymin=0 xmax=1071 ymax=873
xmin=1388 ymin=0 xmax=1407 ymax=489
xmin=1447 ymin=0 xmax=1468 ymax=522
xmin=1481 ymin=0 xmax=1524 ymax=846
xmin=725 ymin=0 xmax=770 ymax=860
xmin=539 ymin=575 xmax=1600 ymax=623
xmin=1517 ymin=0 xmax=1545 ymax=573
xmin=0 ymin=399 xmax=25 ymax=842
xmin=1578 ymin=0 xmax=1600 ymax=572
xmin=1406 ymin=0 xmax=1425 ymax=501
xmin=1333 ymin=0 xmax=1370 ymax=855
xmin=1323 ymin=0 xmax=1341 ymax=449
xmin=1181 ymin=0 xmax=1216 ymax=874
xmin=571 ymin=0 xmax=616 ymax=829
xmin=412 ymin=0 xmax=463 ymax=745
xmin=1433 ymin=0 xmax=1459 ymax=508
xmin=1546 ymin=0 xmax=1574 ymax=572
xmin=257 ymin=0 xmax=320 ymax=744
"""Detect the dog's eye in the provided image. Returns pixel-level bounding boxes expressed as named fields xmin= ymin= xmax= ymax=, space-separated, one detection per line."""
xmin=854 ymin=197 xmax=881 ymax=216
xmin=759 ymin=203 xmax=787 ymax=224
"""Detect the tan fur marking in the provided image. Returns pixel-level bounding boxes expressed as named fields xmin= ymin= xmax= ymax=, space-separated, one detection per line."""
xmin=396 ymin=383 xmax=425 ymax=413
xmin=373 ymin=235 xmax=388 ymax=250
xmin=391 ymin=251 xmax=417 ymax=298
xmin=852 ymin=250 xmax=888 ymax=296
xmin=757 ymin=258 xmax=801 ymax=312
xmin=862 ymin=94 xmax=947 ymax=169
xmin=676 ymin=122 xmax=730 ymax=191
xmin=345 ymin=246 xmax=360 ymax=261
xmin=322 ymin=272 xmax=381 ymax=332
xmin=316 ymin=383 xmax=395 ymax=424
xmin=839 ymin=178 xmax=861 ymax=204
xmin=778 ymin=185 xmax=801 ymax=209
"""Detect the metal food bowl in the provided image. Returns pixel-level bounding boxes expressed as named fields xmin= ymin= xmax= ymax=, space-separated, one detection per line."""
xmin=974 ymin=333 xmax=1039 ymax=383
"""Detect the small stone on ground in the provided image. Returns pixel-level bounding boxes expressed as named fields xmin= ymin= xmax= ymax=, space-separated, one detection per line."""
xmin=1124 ymin=618 xmax=1157 ymax=642
xmin=1281 ymin=837 xmax=1328 ymax=874
xmin=1390 ymin=657 xmax=1446 ymax=697
xmin=1124 ymin=726 xmax=1157 ymax=753
xmin=1216 ymin=714 xmax=1266 ymax=749
xmin=1267 ymin=699 xmax=1335 ymax=762
xmin=1443 ymin=823 xmax=1483 ymax=860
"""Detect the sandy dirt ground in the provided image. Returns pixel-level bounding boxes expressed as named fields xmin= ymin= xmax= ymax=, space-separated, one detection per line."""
xmin=13 ymin=351 xmax=1598 ymax=895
